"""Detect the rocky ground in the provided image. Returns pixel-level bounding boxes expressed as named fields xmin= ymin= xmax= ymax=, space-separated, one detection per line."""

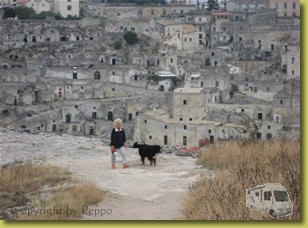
xmin=0 ymin=128 xmax=213 ymax=220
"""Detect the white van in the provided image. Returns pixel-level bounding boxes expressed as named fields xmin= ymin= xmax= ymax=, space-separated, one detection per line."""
xmin=246 ymin=183 xmax=293 ymax=217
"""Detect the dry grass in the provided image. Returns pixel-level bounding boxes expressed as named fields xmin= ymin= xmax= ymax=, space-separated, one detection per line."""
xmin=0 ymin=162 xmax=105 ymax=220
xmin=19 ymin=181 xmax=106 ymax=220
xmin=182 ymin=139 xmax=300 ymax=220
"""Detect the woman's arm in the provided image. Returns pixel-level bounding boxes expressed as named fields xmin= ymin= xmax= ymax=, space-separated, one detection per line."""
xmin=110 ymin=129 xmax=115 ymax=146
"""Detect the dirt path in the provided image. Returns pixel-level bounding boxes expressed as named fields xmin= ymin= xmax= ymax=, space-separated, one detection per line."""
xmin=0 ymin=130 xmax=211 ymax=220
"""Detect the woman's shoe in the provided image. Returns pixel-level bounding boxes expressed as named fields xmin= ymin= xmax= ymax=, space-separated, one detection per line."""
xmin=123 ymin=163 xmax=129 ymax=169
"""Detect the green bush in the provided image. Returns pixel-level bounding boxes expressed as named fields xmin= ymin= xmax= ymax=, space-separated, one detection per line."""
xmin=15 ymin=7 xmax=36 ymax=19
xmin=124 ymin=31 xmax=139 ymax=45
xmin=113 ymin=40 xmax=123 ymax=50
xmin=3 ymin=8 xmax=16 ymax=18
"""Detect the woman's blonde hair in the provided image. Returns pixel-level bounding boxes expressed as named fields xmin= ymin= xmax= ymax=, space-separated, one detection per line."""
xmin=114 ymin=118 xmax=122 ymax=127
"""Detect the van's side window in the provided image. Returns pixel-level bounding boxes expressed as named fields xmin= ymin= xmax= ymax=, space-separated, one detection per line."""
xmin=264 ymin=191 xmax=272 ymax=200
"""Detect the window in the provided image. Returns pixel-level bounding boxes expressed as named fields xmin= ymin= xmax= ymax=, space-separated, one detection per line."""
xmin=267 ymin=87 xmax=270 ymax=92
xmin=92 ymin=112 xmax=97 ymax=119
xmin=183 ymin=100 xmax=187 ymax=105
xmin=94 ymin=71 xmax=101 ymax=80
xmin=293 ymin=2 xmax=296 ymax=9
xmin=199 ymin=17 xmax=202 ymax=22
xmin=171 ymin=58 xmax=173 ymax=63
xmin=67 ymin=5 xmax=72 ymax=11
xmin=255 ymin=192 xmax=259 ymax=197
xmin=280 ymin=100 xmax=283 ymax=105
xmin=184 ymin=125 xmax=187 ymax=130
xmin=215 ymin=81 xmax=219 ymax=87
xmin=151 ymin=10 xmax=155 ymax=16
xmin=149 ymin=136 xmax=152 ymax=139
xmin=264 ymin=191 xmax=272 ymax=201
xmin=144 ymin=120 xmax=147 ymax=123
xmin=292 ymin=70 xmax=295 ymax=75
xmin=208 ymin=130 xmax=212 ymax=133
xmin=180 ymin=118 xmax=183 ymax=121
xmin=256 ymin=132 xmax=262 ymax=140
xmin=112 ymin=88 xmax=115 ymax=91
xmin=284 ymin=2 xmax=287 ymax=9
xmin=241 ymin=109 xmax=245 ymax=112
xmin=65 ymin=114 xmax=71 ymax=123
xmin=189 ymin=118 xmax=192 ymax=121
xmin=211 ymin=52 xmax=215 ymax=56
xmin=68 ymin=0 xmax=72 ymax=2
xmin=165 ymin=125 xmax=167 ymax=129
xmin=258 ymin=113 xmax=263 ymax=120
xmin=292 ymin=57 xmax=295 ymax=64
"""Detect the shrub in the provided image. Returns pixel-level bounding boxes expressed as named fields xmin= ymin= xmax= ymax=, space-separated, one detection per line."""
xmin=113 ymin=40 xmax=123 ymax=50
xmin=182 ymin=140 xmax=300 ymax=220
xmin=124 ymin=31 xmax=139 ymax=45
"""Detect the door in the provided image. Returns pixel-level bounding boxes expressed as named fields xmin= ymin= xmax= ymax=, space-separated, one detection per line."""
xmin=89 ymin=127 xmax=94 ymax=135
xmin=108 ymin=111 xmax=113 ymax=121
xmin=210 ymin=136 xmax=214 ymax=144
xmin=164 ymin=135 xmax=168 ymax=145
xmin=183 ymin=136 xmax=187 ymax=146
xmin=65 ymin=114 xmax=71 ymax=123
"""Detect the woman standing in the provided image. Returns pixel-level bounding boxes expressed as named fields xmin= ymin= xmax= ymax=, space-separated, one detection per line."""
xmin=110 ymin=118 xmax=129 ymax=169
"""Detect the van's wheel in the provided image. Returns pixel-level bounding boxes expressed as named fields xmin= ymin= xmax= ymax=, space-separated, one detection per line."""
xmin=269 ymin=210 xmax=276 ymax=218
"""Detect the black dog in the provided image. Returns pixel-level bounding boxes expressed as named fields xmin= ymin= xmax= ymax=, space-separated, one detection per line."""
xmin=133 ymin=142 xmax=162 ymax=166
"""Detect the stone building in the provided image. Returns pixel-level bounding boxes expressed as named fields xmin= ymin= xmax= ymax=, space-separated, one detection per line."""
xmin=266 ymin=0 xmax=300 ymax=17
xmin=54 ymin=0 xmax=80 ymax=18
xmin=19 ymin=0 xmax=52 ymax=14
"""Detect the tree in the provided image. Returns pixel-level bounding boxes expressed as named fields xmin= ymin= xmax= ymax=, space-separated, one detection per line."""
xmin=113 ymin=40 xmax=123 ymax=49
xmin=230 ymin=83 xmax=239 ymax=97
xmin=206 ymin=0 xmax=219 ymax=11
xmin=205 ymin=57 xmax=211 ymax=66
xmin=124 ymin=31 xmax=139 ymax=45
xmin=3 ymin=8 xmax=16 ymax=19
xmin=236 ymin=117 xmax=263 ymax=141
xmin=15 ymin=7 xmax=36 ymax=19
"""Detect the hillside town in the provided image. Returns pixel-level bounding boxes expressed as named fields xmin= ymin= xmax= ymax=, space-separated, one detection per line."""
xmin=0 ymin=0 xmax=300 ymax=150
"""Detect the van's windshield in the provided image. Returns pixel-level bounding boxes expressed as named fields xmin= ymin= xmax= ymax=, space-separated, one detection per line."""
xmin=273 ymin=191 xmax=289 ymax=202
